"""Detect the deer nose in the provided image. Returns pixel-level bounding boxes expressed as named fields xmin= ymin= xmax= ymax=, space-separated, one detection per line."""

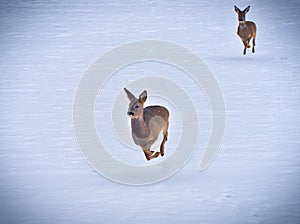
xmin=127 ymin=112 xmax=134 ymax=116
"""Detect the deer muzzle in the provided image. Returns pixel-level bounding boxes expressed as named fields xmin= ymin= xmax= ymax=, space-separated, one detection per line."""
xmin=127 ymin=111 xmax=134 ymax=116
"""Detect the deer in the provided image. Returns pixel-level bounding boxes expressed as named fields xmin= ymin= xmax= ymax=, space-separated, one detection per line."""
xmin=234 ymin=5 xmax=257 ymax=55
xmin=124 ymin=88 xmax=169 ymax=161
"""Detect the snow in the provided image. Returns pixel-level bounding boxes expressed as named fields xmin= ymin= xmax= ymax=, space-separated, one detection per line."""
xmin=1 ymin=0 xmax=300 ymax=223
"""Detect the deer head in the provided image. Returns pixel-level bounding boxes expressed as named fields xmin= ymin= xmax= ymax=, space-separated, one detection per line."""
xmin=234 ymin=5 xmax=250 ymax=24
xmin=124 ymin=88 xmax=147 ymax=120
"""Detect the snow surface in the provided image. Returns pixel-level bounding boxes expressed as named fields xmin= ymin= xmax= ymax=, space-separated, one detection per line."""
xmin=1 ymin=0 xmax=300 ymax=223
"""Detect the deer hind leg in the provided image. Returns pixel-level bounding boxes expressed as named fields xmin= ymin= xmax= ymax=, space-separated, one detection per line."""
xmin=252 ymin=37 xmax=256 ymax=53
xmin=143 ymin=149 xmax=160 ymax=161
xmin=160 ymin=129 xmax=168 ymax=156
xmin=160 ymin=122 xmax=169 ymax=156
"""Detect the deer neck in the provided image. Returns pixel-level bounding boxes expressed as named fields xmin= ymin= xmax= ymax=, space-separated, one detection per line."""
xmin=239 ymin=21 xmax=247 ymax=30
xmin=131 ymin=116 xmax=150 ymax=138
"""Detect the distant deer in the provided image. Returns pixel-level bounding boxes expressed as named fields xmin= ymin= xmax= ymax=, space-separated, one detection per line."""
xmin=124 ymin=88 xmax=169 ymax=161
xmin=234 ymin=5 xmax=257 ymax=55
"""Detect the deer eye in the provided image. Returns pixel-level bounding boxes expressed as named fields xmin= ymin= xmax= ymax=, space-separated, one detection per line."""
xmin=135 ymin=105 xmax=139 ymax=109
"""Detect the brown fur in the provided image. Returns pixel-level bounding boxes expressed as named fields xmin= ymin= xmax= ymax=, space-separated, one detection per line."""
xmin=234 ymin=5 xmax=257 ymax=55
xmin=124 ymin=88 xmax=169 ymax=161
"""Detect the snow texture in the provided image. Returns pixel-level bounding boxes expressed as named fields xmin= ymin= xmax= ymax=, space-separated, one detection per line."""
xmin=0 ymin=0 xmax=300 ymax=223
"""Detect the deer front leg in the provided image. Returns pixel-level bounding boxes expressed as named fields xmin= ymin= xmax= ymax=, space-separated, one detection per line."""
xmin=143 ymin=149 xmax=160 ymax=161
xmin=243 ymin=46 xmax=247 ymax=55
xmin=246 ymin=38 xmax=251 ymax=48
xmin=242 ymin=40 xmax=248 ymax=55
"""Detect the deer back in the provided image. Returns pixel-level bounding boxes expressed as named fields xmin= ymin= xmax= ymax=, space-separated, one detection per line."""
xmin=143 ymin=106 xmax=169 ymax=125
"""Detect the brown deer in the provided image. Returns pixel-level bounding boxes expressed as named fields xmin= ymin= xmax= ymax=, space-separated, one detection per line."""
xmin=234 ymin=5 xmax=257 ymax=55
xmin=124 ymin=88 xmax=169 ymax=161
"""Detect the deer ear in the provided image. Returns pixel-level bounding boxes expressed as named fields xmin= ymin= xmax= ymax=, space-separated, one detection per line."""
xmin=244 ymin=5 xmax=250 ymax=13
xmin=139 ymin=90 xmax=147 ymax=104
xmin=234 ymin=5 xmax=240 ymax=13
xmin=124 ymin=88 xmax=136 ymax=101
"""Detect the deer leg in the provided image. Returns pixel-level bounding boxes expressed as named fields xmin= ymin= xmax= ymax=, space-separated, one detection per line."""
xmin=143 ymin=149 xmax=152 ymax=160
xmin=242 ymin=40 xmax=247 ymax=55
xmin=143 ymin=149 xmax=160 ymax=161
xmin=160 ymin=129 xmax=168 ymax=156
xmin=246 ymin=38 xmax=251 ymax=48
xmin=150 ymin=151 xmax=160 ymax=159
xmin=252 ymin=37 xmax=255 ymax=53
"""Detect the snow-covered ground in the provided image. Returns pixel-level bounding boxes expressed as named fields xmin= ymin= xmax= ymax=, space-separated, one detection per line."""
xmin=1 ymin=0 xmax=300 ymax=223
